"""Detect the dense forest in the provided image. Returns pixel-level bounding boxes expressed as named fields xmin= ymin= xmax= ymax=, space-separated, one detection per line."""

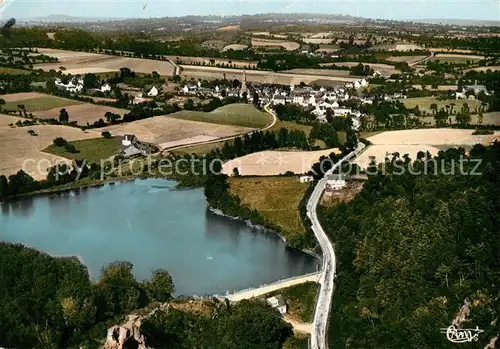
xmin=0 ymin=243 xmax=296 ymax=348
xmin=0 ymin=243 xmax=175 ymax=348
xmin=320 ymin=143 xmax=500 ymax=348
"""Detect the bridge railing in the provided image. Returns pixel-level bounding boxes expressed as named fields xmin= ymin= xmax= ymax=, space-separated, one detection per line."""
xmin=211 ymin=271 xmax=322 ymax=299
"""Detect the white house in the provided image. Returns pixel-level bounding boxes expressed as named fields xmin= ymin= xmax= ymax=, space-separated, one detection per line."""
xmin=55 ymin=78 xmax=83 ymax=93
xmin=333 ymin=108 xmax=352 ymax=117
xmin=121 ymin=134 xmax=136 ymax=147
xmin=463 ymin=80 xmax=489 ymax=96
xmin=147 ymin=86 xmax=159 ymax=97
xmin=326 ymin=174 xmax=347 ymax=191
xmin=266 ymin=295 xmax=287 ymax=315
xmin=272 ymin=95 xmax=290 ymax=105
xmin=100 ymin=83 xmax=111 ymax=93
xmin=299 ymin=175 xmax=314 ymax=183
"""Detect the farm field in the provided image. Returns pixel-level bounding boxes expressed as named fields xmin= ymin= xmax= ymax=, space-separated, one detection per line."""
xmin=429 ymin=54 xmax=485 ymax=63
xmin=429 ymin=48 xmax=477 ymax=54
xmin=303 ymin=38 xmax=333 ymax=44
xmin=221 ymin=148 xmax=340 ymax=176
xmin=90 ymin=97 xmax=119 ymax=103
xmin=43 ymin=136 xmax=122 ymax=164
xmin=268 ymin=119 xmax=313 ymax=136
xmin=217 ymin=25 xmax=240 ymax=31
xmin=0 ymin=67 xmax=30 ymax=75
xmin=0 ymin=120 xmax=100 ymax=179
xmin=419 ymin=112 xmax=500 ymax=126
xmin=400 ymin=97 xmax=483 ymax=113
xmin=251 ymin=38 xmax=300 ymax=51
xmin=320 ymin=62 xmax=399 ymax=76
xmin=228 ymin=176 xmax=310 ymax=244
xmin=200 ymin=40 xmax=226 ymax=50
xmin=35 ymin=104 xmax=130 ymax=125
xmin=33 ymin=48 xmax=176 ymax=75
xmin=165 ymin=55 xmax=257 ymax=68
xmin=386 ymin=55 xmax=427 ymax=64
xmin=315 ymin=44 xmax=341 ymax=53
xmin=465 ymin=66 xmax=500 ymax=73
xmin=1 ymin=93 xmax=82 ymax=112
xmin=221 ymin=44 xmax=248 ymax=51
xmin=283 ymin=68 xmax=353 ymax=77
xmin=179 ymin=65 xmax=359 ymax=85
xmin=167 ymin=104 xmax=272 ymax=128
xmin=171 ymin=138 xmax=233 ymax=156
xmin=392 ymin=44 xmax=424 ymax=51
xmin=0 ymin=114 xmax=25 ymax=127
xmin=99 ymin=117 xmax=252 ymax=150
xmin=355 ymin=128 xmax=500 ymax=168
xmin=174 ymin=119 xmax=318 ymax=156
xmin=412 ymin=85 xmax=458 ymax=91
xmin=1 ymin=92 xmax=48 ymax=102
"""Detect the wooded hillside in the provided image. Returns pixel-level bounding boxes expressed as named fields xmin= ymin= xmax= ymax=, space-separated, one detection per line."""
xmin=321 ymin=143 xmax=500 ymax=348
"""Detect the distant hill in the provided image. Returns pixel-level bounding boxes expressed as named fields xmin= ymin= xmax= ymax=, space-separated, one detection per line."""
xmin=16 ymin=13 xmax=500 ymax=28
xmin=411 ymin=18 xmax=500 ymax=26
xmin=18 ymin=14 xmax=125 ymax=23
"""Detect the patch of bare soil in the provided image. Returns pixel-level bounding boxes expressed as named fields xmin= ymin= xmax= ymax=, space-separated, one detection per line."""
xmin=322 ymin=181 xmax=365 ymax=206
xmin=98 ymin=117 xmax=252 ymax=150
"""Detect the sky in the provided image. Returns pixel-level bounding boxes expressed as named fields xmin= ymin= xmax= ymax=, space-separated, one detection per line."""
xmin=1 ymin=0 xmax=499 ymax=21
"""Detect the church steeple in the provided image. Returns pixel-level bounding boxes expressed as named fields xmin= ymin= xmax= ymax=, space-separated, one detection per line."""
xmin=240 ymin=69 xmax=247 ymax=96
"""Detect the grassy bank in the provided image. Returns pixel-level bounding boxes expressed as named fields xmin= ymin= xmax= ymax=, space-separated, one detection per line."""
xmin=266 ymin=282 xmax=319 ymax=323
xmin=228 ymin=176 xmax=315 ymax=248
xmin=43 ymin=136 xmax=122 ymax=163
xmin=167 ymin=103 xmax=271 ymax=128
xmin=4 ymin=95 xmax=82 ymax=112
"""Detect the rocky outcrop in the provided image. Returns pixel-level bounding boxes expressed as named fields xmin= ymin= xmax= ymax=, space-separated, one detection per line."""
xmin=102 ymin=299 xmax=225 ymax=349
xmin=104 ymin=315 xmax=146 ymax=349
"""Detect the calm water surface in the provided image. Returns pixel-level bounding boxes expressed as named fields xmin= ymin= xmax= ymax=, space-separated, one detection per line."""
xmin=0 ymin=179 xmax=318 ymax=296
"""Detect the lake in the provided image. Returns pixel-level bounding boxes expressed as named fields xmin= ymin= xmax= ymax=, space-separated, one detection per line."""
xmin=0 ymin=179 xmax=318 ymax=296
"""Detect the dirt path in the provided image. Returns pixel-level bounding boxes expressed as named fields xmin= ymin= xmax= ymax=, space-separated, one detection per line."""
xmin=284 ymin=315 xmax=313 ymax=334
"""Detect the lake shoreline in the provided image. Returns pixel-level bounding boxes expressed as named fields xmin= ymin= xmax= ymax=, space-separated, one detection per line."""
xmin=2 ymin=176 xmax=320 ymax=260
xmin=209 ymin=207 xmax=321 ymax=260
xmin=1 ymin=178 xmax=318 ymax=296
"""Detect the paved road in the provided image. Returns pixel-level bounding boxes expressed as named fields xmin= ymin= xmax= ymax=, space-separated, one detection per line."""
xmin=160 ymin=103 xmax=277 ymax=154
xmin=307 ymin=143 xmax=366 ymax=349
xmin=219 ymin=271 xmax=321 ymax=302
xmin=409 ymin=52 xmax=434 ymax=67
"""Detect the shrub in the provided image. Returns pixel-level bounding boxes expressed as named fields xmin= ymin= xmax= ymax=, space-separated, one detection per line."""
xmin=53 ymin=137 xmax=68 ymax=147
xmin=101 ymin=131 xmax=112 ymax=138
xmin=472 ymin=129 xmax=494 ymax=135
xmin=27 ymin=130 xmax=37 ymax=136
xmin=64 ymin=143 xmax=78 ymax=153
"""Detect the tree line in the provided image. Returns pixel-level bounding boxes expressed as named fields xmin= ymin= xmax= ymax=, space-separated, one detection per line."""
xmin=0 ymin=243 xmax=175 ymax=348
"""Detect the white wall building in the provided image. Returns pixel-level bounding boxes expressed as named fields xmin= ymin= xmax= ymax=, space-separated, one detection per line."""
xmin=147 ymin=86 xmax=159 ymax=97
xmin=121 ymin=134 xmax=136 ymax=147
xmin=326 ymin=174 xmax=347 ymax=191
xmin=299 ymin=175 xmax=314 ymax=183
xmin=100 ymin=83 xmax=111 ymax=93
xmin=266 ymin=295 xmax=287 ymax=315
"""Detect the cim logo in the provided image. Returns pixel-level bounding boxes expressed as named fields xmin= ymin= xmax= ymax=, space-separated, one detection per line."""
xmin=441 ymin=325 xmax=484 ymax=343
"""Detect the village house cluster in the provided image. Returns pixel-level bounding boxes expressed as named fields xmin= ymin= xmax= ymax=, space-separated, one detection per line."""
xmin=455 ymin=80 xmax=490 ymax=100
xmin=55 ymin=75 xmax=112 ymax=94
